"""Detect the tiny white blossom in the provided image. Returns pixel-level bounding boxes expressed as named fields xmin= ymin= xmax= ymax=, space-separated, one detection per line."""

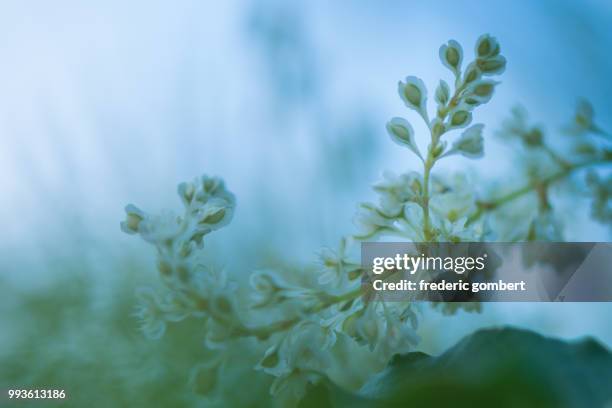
xmin=137 ymin=210 xmax=182 ymax=244
xmin=447 ymin=124 xmax=484 ymax=159
xmin=120 ymin=204 xmax=146 ymax=235
xmin=373 ymin=171 xmax=422 ymax=217
xmin=133 ymin=287 xmax=168 ymax=340
xmin=374 ymin=307 xmax=419 ymax=361
xmin=354 ymin=203 xmax=396 ymax=238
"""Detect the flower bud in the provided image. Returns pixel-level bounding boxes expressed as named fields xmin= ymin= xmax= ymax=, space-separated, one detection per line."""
xmin=475 ymin=34 xmax=500 ymax=58
xmin=430 ymin=118 xmax=446 ymax=143
xmin=467 ymin=79 xmax=498 ymax=104
xmin=258 ymin=345 xmax=281 ymax=370
xmin=431 ymin=141 xmax=447 ymax=158
xmin=439 ymin=40 xmax=463 ymax=74
xmin=435 ymin=80 xmax=450 ymax=106
xmin=386 ymin=117 xmax=423 ymax=159
xmin=196 ymin=198 xmax=234 ymax=231
xmin=200 ymin=207 xmax=226 ymax=225
xmin=463 ymin=63 xmax=481 ymax=85
xmin=178 ymin=182 xmax=195 ymax=206
xmin=462 ymin=97 xmax=481 ymax=108
xmin=523 ymin=128 xmax=543 ymax=147
xmin=477 ymin=55 xmax=506 ymax=74
xmin=120 ymin=204 xmax=145 ymax=234
xmin=410 ymin=178 xmax=423 ymax=195
xmin=449 ymin=110 xmax=472 ymax=129
xmin=398 ymin=76 xmax=428 ymax=120
xmin=250 ymin=270 xmax=286 ymax=307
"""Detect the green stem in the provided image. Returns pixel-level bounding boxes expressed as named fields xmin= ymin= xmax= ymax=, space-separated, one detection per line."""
xmin=543 ymin=145 xmax=572 ymax=169
xmin=216 ymin=284 xmax=367 ymax=340
xmin=466 ymin=158 xmax=609 ymax=225
xmin=422 ymin=157 xmax=433 ymax=241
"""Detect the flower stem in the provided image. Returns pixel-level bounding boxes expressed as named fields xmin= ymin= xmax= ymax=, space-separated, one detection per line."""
xmin=422 ymin=157 xmax=433 ymax=241
xmin=466 ymin=158 xmax=610 ymax=225
xmin=238 ymin=286 xmax=364 ymax=340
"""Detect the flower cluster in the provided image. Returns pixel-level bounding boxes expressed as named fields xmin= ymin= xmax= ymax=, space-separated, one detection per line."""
xmin=494 ymin=100 xmax=612 ymax=240
xmin=358 ymin=34 xmax=506 ymax=244
xmin=121 ymin=175 xmax=239 ymax=341
xmin=121 ymin=35 xmax=506 ymax=406
xmin=121 ymin=34 xmax=611 ymax=407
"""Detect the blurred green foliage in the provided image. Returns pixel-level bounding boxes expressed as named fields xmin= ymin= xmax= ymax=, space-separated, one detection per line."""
xmin=302 ymin=327 xmax=612 ymax=408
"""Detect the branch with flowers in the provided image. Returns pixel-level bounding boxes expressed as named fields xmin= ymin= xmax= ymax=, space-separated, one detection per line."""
xmin=120 ymin=34 xmax=611 ymax=406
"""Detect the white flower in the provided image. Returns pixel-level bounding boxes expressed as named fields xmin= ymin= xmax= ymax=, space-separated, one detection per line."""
xmin=159 ymin=290 xmax=193 ymax=321
xmin=373 ymin=171 xmax=422 ymax=217
xmin=195 ymin=175 xmax=235 ymax=205
xmin=374 ymin=307 xmax=419 ymax=361
xmin=120 ymin=204 xmax=146 ymax=235
xmin=283 ymin=321 xmax=337 ymax=372
xmin=269 ymin=370 xmax=321 ymax=407
xmin=447 ymin=124 xmax=484 ymax=159
xmin=193 ymin=197 xmax=234 ymax=231
xmin=177 ymin=181 xmax=196 ymax=207
xmin=564 ymin=99 xmax=606 ymax=136
xmin=137 ymin=210 xmax=183 ymax=244
xmin=437 ymin=217 xmax=478 ymax=242
xmin=342 ymin=304 xmax=384 ymax=351
xmin=249 ymin=270 xmax=293 ymax=308
xmin=318 ymin=238 xmax=361 ymax=285
xmin=180 ymin=176 xmax=236 ymax=243
xmin=133 ymin=287 xmax=167 ymax=340
xmin=257 ymin=321 xmax=336 ymax=405
xmin=354 ymin=203 xmax=396 ymax=238
xmin=396 ymin=203 xmax=427 ymax=242
xmin=255 ymin=344 xmax=288 ymax=376
xmin=430 ymin=174 xmax=478 ymax=222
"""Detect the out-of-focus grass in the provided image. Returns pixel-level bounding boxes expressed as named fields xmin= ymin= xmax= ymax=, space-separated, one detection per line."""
xmin=0 ymin=258 xmax=214 ymax=407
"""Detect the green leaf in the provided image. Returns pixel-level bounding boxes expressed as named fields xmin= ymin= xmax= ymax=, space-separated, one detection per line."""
xmin=303 ymin=327 xmax=612 ymax=408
